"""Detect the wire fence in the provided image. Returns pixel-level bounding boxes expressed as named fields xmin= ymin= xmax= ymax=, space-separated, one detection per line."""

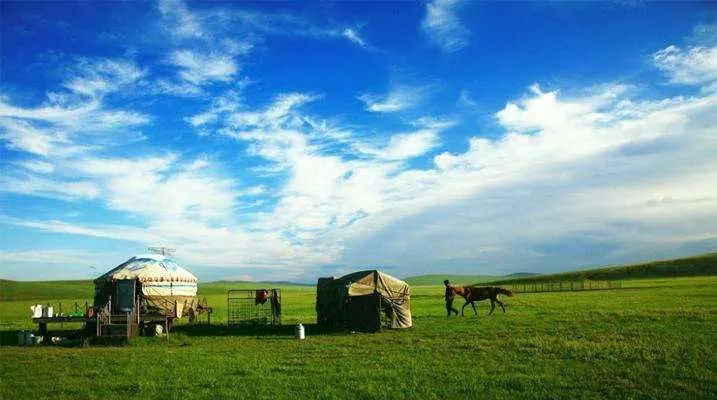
xmin=504 ymin=280 xmax=622 ymax=294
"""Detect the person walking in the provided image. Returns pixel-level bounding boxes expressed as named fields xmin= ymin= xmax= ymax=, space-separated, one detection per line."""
xmin=444 ymin=279 xmax=459 ymax=317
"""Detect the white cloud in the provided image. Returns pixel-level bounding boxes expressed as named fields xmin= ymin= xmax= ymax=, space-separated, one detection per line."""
xmin=156 ymin=0 xmax=368 ymax=98
xmin=170 ymin=50 xmax=238 ymax=85
xmin=62 ymin=154 xmax=236 ymax=222
xmin=356 ymin=129 xmax=441 ymax=160
xmin=62 ymin=58 xmax=145 ymax=98
xmin=15 ymin=159 xmax=55 ymax=174
xmin=0 ymin=174 xmax=100 ymax=201
xmin=187 ymin=156 xmax=210 ymax=171
xmin=359 ymin=85 xmax=429 ymax=113
xmin=382 ymin=130 xmax=440 ymax=160
xmin=0 ymin=249 xmax=102 ymax=265
xmin=653 ymin=44 xmax=717 ymax=86
xmin=7 ymin=79 xmax=717 ymax=278
xmin=0 ymin=118 xmax=78 ymax=156
xmin=0 ymin=94 xmax=148 ymax=131
xmin=342 ymin=28 xmax=368 ymax=48
xmin=244 ymin=185 xmax=267 ymax=196
xmin=158 ymin=0 xmax=205 ymax=39
xmin=185 ymin=89 xmax=242 ymax=127
xmin=0 ymin=215 xmax=167 ymax=244
xmin=422 ymin=0 xmax=469 ymax=52
xmin=224 ymin=8 xmax=371 ymax=48
xmin=0 ymin=58 xmax=149 ymax=161
xmin=181 ymin=76 xmax=714 ymax=276
xmin=457 ymin=89 xmax=477 ymax=107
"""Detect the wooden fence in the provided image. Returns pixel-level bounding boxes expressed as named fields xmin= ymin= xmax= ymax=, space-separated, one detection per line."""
xmin=504 ymin=280 xmax=622 ymax=294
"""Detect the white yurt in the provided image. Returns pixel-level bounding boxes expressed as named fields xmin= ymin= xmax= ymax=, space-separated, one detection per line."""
xmin=93 ymin=254 xmax=198 ymax=317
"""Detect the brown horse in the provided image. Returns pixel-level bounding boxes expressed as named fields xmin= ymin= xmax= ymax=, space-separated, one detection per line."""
xmin=450 ymin=286 xmax=514 ymax=316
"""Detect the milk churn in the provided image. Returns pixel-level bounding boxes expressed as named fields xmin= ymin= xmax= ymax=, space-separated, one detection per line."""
xmin=294 ymin=323 xmax=305 ymax=340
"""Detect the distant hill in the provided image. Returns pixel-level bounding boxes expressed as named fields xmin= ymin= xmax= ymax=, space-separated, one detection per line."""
xmin=503 ymin=272 xmax=540 ymax=279
xmin=405 ymin=274 xmax=502 ymax=286
xmin=487 ymin=252 xmax=717 ymax=285
xmin=198 ymin=280 xmax=312 ymax=296
xmin=405 ymin=272 xmax=541 ymax=286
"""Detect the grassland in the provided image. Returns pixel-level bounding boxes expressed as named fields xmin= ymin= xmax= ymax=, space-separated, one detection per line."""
xmin=0 ymin=279 xmax=93 ymax=301
xmin=0 ymin=275 xmax=715 ymax=399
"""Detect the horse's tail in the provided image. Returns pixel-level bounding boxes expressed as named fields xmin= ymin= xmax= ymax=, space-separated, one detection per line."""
xmin=496 ymin=287 xmax=514 ymax=297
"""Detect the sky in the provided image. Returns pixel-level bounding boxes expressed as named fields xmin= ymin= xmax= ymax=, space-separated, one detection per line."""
xmin=1 ymin=1 xmax=716 ymax=282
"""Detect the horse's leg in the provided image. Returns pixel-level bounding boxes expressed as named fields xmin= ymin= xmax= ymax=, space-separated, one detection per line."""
xmin=488 ymin=299 xmax=495 ymax=315
xmin=461 ymin=301 xmax=469 ymax=317
xmin=470 ymin=301 xmax=477 ymax=316
xmin=496 ymin=298 xmax=506 ymax=313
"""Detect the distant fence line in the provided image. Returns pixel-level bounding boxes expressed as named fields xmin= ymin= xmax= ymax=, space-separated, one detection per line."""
xmin=503 ymin=280 xmax=622 ymax=294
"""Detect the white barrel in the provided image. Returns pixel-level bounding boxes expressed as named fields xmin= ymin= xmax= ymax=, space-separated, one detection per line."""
xmin=294 ymin=323 xmax=305 ymax=340
xmin=31 ymin=305 xmax=42 ymax=318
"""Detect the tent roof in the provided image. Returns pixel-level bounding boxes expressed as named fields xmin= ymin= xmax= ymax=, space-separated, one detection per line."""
xmin=327 ymin=270 xmax=410 ymax=299
xmin=94 ymin=254 xmax=198 ymax=283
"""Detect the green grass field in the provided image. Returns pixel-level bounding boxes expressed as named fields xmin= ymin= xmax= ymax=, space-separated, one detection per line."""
xmin=0 ymin=275 xmax=715 ymax=399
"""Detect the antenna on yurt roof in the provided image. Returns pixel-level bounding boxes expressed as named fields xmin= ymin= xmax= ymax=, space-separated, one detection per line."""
xmin=148 ymin=247 xmax=176 ymax=256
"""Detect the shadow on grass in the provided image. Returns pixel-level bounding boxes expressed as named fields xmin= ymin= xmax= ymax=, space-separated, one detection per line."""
xmin=0 ymin=323 xmax=349 ymax=346
xmin=0 ymin=328 xmax=90 ymax=347
xmin=173 ymin=322 xmax=344 ymax=337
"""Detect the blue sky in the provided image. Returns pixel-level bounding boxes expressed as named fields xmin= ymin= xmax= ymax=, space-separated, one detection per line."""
xmin=1 ymin=1 xmax=716 ymax=282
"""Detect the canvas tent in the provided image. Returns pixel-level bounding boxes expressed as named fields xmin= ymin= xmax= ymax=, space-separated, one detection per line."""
xmin=93 ymin=254 xmax=199 ymax=318
xmin=316 ymin=270 xmax=412 ymax=331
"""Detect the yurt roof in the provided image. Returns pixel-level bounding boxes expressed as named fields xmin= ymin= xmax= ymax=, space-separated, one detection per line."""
xmin=95 ymin=254 xmax=198 ymax=283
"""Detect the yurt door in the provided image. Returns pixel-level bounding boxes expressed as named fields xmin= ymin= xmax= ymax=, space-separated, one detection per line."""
xmin=114 ymin=279 xmax=136 ymax=313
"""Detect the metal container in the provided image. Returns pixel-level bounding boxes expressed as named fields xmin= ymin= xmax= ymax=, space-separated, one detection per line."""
xmin=294 ymin=323 xmax=305 ymax=340
xmin=24 ymin=331 xmax=35 ymax=345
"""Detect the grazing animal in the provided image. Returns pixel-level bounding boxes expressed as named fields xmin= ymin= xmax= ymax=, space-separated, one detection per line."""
xmin=449 ymin=286 xmax=514 ymax=316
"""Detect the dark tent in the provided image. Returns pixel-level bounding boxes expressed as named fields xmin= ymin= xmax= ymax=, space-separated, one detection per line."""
xmin=316 ymin=270 xmax=412 ymax=331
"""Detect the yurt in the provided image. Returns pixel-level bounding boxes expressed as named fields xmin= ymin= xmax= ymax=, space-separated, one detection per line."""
xmin=93 ymin=254 xmax=199 ymax=318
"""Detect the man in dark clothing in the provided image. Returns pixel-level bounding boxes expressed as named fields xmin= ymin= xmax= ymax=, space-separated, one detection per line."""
xmin=444 ymin=279 xmax=459 ymax=317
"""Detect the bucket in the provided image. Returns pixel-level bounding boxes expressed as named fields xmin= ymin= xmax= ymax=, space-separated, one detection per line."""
xmin=294 ymin=323 xmax=305 ymax=340
xmin=17 ymin=331 xmax=26 ymax=346
xmin=24 ymin=331 xmax=35 ymax=345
